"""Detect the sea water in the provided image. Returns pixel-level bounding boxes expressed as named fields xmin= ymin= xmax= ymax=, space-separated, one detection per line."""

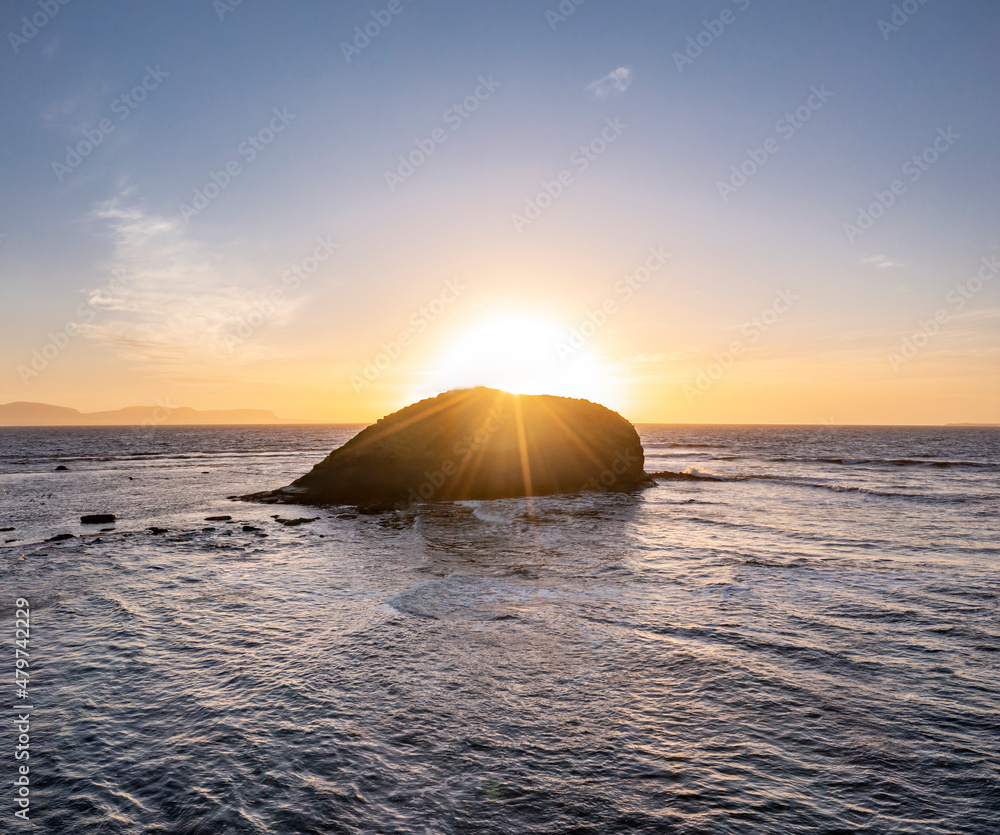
xmin=1 ymin=425 xmax=998 ymax=833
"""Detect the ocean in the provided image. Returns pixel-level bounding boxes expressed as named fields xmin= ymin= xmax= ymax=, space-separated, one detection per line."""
xmin=1 ymin=424 xmax=998 ymax=834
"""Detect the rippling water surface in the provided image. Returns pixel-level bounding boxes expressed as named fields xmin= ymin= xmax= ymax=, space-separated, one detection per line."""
xmin=1 ymin=424 xmax=998 ymax=833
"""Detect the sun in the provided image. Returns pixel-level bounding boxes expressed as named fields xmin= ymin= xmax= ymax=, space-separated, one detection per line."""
xmin=414 ymin=312 xmax=622 ymax=407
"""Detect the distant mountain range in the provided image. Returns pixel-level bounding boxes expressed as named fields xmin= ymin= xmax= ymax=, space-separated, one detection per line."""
xmin=0 ymin=401 xmax=308 ymax=426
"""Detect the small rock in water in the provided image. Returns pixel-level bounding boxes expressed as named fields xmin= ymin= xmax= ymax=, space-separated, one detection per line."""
xmin=271 ymin=515 xmax=319 ymax=526
xmin=202 ymin=527 xmax=216 ymax=532
xmin=205 ymin=515 xmax=232 ymax=522
xmin=55 ymin=465 xmax=69 ymax=471
xmin=0 ymin=526 xmax=14 ymax=532
xmin=242 ymin=525 xmax=262 ymax=532
xmin=81 ymin=514 xmax=116 ymax=524
xmin=47 ymin=533 xmax=75 ymax=542
xmin=5 ymin=538 xmax=17 ymax=543
xmin=100 ymin=527 xmax=115 ymax=533
xmin=148 ymin=527 xmax=169 ymax=535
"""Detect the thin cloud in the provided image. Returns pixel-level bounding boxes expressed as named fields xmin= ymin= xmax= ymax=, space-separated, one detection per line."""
xmin=78 ymin=193 xmax=308 ymax=369
xmin=862 ymin=254 xmax=903 ymax=269
xmin=587 ymin=67 xmax=632 ymax=99
xmin=38 ymin=92 xmax=96 ymax=132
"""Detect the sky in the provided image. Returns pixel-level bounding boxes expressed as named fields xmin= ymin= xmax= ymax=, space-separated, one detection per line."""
xmin=1 ymin=0 xmax=998 ymax=424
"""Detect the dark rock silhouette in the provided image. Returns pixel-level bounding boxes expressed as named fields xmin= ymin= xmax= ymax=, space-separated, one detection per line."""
xmin=244 ymin=387 xmax=651 ymax=507
xmin=81 ymin=514 xmax=116 ymax=524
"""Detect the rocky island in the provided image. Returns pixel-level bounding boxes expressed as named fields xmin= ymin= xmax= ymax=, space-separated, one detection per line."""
xmin=244 ymin=387 xmax=651 ymax=507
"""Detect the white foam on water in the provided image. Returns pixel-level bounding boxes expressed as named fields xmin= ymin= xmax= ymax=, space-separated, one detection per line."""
xmin=682 ymin=465 xmax=730 ymax=480
xmin=456 ymin=500 xmax=511 ymax=525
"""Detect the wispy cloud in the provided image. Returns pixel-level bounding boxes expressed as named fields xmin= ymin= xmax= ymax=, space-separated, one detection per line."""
xmin=587 ymin=67 xmax=632 ymax=99
xmin=39 ymin=93 xmax=92 ymax=129
xmin=862 ymin=254 xmax=903 ymax=269
xmin=78 ymin=192 xmax=307 ymax=370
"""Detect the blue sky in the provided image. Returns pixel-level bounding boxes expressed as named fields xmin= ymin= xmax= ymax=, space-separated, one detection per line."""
xmin=2 ymin=0 xmax=998 ymax=422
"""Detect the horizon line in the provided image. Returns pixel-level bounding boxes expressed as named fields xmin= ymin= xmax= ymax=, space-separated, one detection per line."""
xmin=1 ymin=421 xmax=997 ymax=429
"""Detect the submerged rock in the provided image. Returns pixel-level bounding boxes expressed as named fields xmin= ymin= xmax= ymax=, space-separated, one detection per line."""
xmin=244 ymin=387 xmax=651 ymax=507
xmin=272 ymin=515 xmax=319 ymax=526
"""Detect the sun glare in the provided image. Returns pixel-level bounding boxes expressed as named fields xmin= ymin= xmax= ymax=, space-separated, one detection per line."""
xmin=416 ymin=313 xmax=622 ymax=407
